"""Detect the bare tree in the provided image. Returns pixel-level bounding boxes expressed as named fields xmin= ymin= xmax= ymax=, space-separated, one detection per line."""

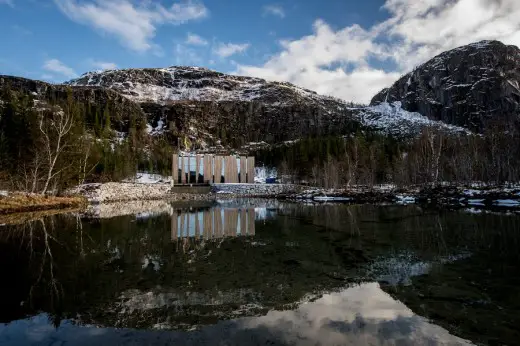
xmin=38 ymin=108 xmax=74 ymax=195
xmin=417 ymin=127 xmax=444 ymax=184
xmin=77 ymin=136 xmax=98 ymax=186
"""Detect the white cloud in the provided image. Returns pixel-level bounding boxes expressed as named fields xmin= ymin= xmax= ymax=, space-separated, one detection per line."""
xmin=89 ymin=60 xmax=118 ymax=70
xmin=43 ymin=59 xmax=77 ymax=79
xmin=238 ymin=0 xmax=520 ymax=104
xmin=185 ymin=32 xmax=208 ymax=46
xmin=213 ymin=42 xmax=250 ymax=58
xmin=263 ymin=4 xmax=285 ymax=18
xmin=54 ymin=0 xmax=209 ymax=52
xmin=0 ymin=0 xmax=14 ymax=7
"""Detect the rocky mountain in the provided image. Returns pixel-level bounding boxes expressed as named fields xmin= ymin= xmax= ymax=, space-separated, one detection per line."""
xmin=8 ymin=39 xmax=519 ymax=155
xmin=371 ymin=40 xmax=520 ymax=131
xmin=64 ymin=66 xmax=465 ymax=149
xmin=3 ymin=40 xmax=520 ymax=154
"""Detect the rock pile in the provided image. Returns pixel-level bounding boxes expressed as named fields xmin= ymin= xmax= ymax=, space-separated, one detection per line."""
xmin=69 ymin=182 xmax=213 ymax=203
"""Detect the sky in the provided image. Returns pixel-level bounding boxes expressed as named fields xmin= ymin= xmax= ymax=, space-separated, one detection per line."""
xmin=1 ymin=0 xmax=520 ymax=104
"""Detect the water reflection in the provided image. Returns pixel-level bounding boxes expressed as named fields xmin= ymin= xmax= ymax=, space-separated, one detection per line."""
xmin=171 ymin=208 xmax=255 ymax=240
xmin=0 ymin=283 xmax=471 ymax=346
xmin=0 ymin=201 xmax=519 ymax=345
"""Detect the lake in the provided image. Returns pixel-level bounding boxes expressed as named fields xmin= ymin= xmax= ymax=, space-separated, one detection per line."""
xmin=0 ymin=200 xmax=519 ymax=345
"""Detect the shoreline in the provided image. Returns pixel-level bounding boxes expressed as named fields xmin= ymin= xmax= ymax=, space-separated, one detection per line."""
xmin=1 ymin=183 xmax=519 ymax=222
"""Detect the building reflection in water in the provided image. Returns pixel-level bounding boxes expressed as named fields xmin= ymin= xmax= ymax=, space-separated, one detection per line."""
xmin=171 ymin=208 xmax=256 ymax=241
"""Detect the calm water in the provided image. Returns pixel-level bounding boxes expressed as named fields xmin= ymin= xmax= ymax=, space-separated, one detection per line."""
xmin=0 ymin=200 xmax=519 ymax=346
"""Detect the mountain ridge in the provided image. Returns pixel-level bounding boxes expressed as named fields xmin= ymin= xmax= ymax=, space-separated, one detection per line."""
xmin=5 ymin=40 xmax=518 ymax=153
xmin=371 ymin=40 xmax=520 ymax=131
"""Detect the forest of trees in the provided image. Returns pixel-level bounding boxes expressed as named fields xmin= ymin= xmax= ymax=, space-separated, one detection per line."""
xmin=255 ymin=119 xmax=520 ymax=188
xmin=0 ymin=84 xmax=175 ymax=194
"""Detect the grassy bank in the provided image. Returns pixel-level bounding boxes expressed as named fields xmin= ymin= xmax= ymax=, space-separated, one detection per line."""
xmin=0 ymin=193 xmax=86 ymax=216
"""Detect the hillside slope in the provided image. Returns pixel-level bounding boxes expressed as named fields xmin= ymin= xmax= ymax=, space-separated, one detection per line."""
xmin=66 ymin=66 xmax=464 ymax=147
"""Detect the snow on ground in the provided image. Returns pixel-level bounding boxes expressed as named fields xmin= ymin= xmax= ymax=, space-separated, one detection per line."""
xmin=359 ymin=102 xmax=469 ymax=136
xmin=494 ymin=199 xmax=520 ymax=207
xmin=123 ymin=173 xmax=172 ymax=184
xmin=467 ymin=199 xmax=485 ymax=206
xmin=464 ymin=208 xmax=483 ymax=214
xmin=463 ymin=189 xmax=483 ymax=197
xmin=313 ymin=196 xmax=352 ymax=202
xmin=395 ymin=195 xmax=416 ymax=205
xmin=254 ymin=167 xmax=277 ymax=184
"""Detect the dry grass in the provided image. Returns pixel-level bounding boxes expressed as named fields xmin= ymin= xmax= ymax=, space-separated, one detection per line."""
xmin=0 ymin=193 xmax=86 ymax=216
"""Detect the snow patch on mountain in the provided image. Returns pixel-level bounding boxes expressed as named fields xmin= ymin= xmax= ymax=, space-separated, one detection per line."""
xmin=67 ymin=66 xmax=330 ymax=106
xmin=359 ymin=102 xmax=469 ymax=136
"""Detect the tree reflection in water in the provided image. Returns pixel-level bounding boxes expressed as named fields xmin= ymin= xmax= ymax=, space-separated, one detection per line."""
xmin=0 ymin=201 xmax=518 ymax=345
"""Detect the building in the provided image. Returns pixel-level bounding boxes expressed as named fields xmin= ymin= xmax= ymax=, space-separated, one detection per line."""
xmin=172 ymin=154 xmax=255 ymax=185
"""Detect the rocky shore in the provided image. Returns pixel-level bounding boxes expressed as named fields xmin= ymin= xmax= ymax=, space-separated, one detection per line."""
xmin=69 ymin=182 xmax=307 ymax=204
xmin=286 ymin=184 xmax=520 ymax=210
xmin=64 ymin=182 xmax=520 ymax=212
xmin=69 ymin=182 xmax=214 ymax=204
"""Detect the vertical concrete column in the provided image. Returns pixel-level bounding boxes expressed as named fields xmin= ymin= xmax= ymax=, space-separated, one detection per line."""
xmin=224 ymin=156 xmax=230 ymax=183
xmin=180 ymin=156 xmax=186 ymax=184
xmin=230 ymin=156 xmax=234 ymax=183
xmin=195 ymin=155 xmax=201 ymax=184
xmin=246 ymin=157 xmax=255 ymax=183
xmin=239 ymin=156 xmax=247 ymax=183
xmin=186 ymin=156 xmax=191 ymax=184
xmin=214 ymin=156 xmax=223 ymax=184
xmin=230 ymin=156 xmax=239 ymax=183
xmin=222 ymin=156 xmax=228 ymax=183
xmin=203 ymin=155 xmax=211 ymax=183
xmin=172 ymin=154 xmax=178 ymax=185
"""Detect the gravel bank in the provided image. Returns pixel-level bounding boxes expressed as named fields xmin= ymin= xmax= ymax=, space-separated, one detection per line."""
xmin=69 ymin=183 xmax=215 ymax=204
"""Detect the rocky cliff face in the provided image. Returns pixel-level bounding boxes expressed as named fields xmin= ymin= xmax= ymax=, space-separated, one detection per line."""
xmin=371 ymin=41 xmax=520 ymax=131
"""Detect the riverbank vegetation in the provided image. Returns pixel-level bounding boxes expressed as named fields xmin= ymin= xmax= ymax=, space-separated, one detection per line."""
xmin=255 ymin=119 xmax=520 ymax=188
xmin=0 ymin=193 xmax=85 ymax=215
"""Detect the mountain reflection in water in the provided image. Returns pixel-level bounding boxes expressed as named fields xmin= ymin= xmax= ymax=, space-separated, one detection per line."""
xmin=0 ymin=282 xmax=471 ymax=346
xmin=0 ymin=200 xmax=518 ymax=345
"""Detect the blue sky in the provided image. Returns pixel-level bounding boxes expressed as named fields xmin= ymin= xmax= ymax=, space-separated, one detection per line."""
xmin=1 ymin=0 xmax=519 ymax=103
